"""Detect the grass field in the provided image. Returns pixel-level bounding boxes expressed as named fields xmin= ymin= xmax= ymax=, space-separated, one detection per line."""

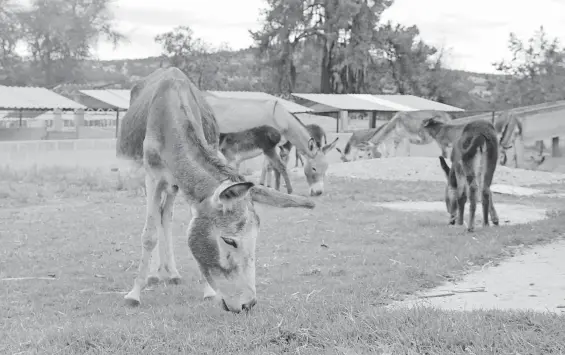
xmin=2 ymin=165 xmax=565 ymax=354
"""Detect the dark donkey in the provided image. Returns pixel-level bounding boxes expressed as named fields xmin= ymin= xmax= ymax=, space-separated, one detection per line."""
xmin=438 ymin=119 xmax=499 ymax=232
xmin=220 ymin=125 xmax=294 ymax=194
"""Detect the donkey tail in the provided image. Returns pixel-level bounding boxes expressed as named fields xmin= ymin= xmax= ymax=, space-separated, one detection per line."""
xmin=460 ymin=134 xmax=486 ymax=162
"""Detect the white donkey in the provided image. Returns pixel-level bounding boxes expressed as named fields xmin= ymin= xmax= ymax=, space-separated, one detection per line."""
xmin=116 ymin=67 xmax=316 ymax=313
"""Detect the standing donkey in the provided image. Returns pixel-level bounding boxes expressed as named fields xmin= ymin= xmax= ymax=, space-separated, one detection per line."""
xmin=266 ymin=123 xmax=339 ymax=196
xmin=219 ymin=125 xmax=294 ymax=194
xmin=437 ymin=119 xmax=499 ymax=232
xmin=117 ymin=67 xmax=316 ymax=313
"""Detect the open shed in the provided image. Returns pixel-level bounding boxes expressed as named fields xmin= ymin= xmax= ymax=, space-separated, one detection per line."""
xmin=292 ymin=93 xmax=464 ymax=132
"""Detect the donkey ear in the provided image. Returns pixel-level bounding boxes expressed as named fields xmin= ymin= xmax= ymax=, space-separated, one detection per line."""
xmin=335 ymin=147 xmax=343 ymax=154
xmin=422 ymin=118 xmax=436 ymax=127
xmin=438 ymin=156 xmax=450 ymax=179
xmin=216 ymin=181 xmax=254 ymax=206
xmin=322 ymin=137 xmax=339 ymax=154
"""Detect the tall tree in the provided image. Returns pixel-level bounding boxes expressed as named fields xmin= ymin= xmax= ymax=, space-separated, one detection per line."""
xmin=155 ymin=26 xmax=220 ymax=90
xmin=374 ymin=22 xmax=440 ymax=97
xmin=491 ymin=26 xmax=565 ymax=108
xmin=252 ymin=0 xmax=393 ymax=94
xmin=18 ymin=0 xmax=125 ymax=87
xmin=0 ymin=0 xmax=23 ymax=84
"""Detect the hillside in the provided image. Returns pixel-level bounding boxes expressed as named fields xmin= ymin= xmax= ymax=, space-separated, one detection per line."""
xmin=75 ymin=48 xmax=500 ymax=111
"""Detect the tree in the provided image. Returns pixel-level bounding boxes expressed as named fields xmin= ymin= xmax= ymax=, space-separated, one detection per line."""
xmin=18 ymin=0 xmax=125 ymax=87
xmin=0 ymin=0 xmax=23 ymax=84
xmin=491 ymin=26 xmax=565 ymax=108
xmin=155 ymin=26 xmax=220 ymax=90
xmin=373 ymin=22 xmax=441 ymax=97
xmin=252 ymin=0 xmax=393 ymax=94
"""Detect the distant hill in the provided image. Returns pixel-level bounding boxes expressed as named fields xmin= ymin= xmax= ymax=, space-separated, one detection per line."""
xmin=74 ymin=48 xmax=502 ymax=111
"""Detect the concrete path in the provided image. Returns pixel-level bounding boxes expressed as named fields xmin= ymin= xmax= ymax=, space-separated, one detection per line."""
xmin=389 ymin=239 xmax=565 ymax=314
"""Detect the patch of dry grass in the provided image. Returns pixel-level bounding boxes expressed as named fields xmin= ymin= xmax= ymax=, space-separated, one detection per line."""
xmin=1 ymin=168 xmax=564 ymax=354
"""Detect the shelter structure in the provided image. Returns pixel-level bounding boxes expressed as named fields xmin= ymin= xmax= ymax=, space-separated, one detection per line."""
xmin=292 ymin=93 xmax=464 ymax=132
xmin=0 ymin=85 xmax=86 ymax=140
xmin=460 ymin=100 xmax=565 ymax=158
xmin=207 ymin=91 xmax=313 ymax=114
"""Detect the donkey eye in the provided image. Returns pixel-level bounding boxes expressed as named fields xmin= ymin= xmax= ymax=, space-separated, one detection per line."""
xmin=312 ymin=167 xmax=317 ymax=172
xmin=221 ymin=237 xmax=238 ymax=248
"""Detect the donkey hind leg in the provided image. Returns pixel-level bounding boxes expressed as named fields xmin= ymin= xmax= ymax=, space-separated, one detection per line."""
xmin=488 ymin=188 xmax=499 ymax=226
xmin=265 ymin=148 xmax=292 ymax=194
xmin=124 ymin=175 xmax=166 ymax=306
xmin=466 ymin=176 xmax=479 ymax=232
xmin=159 ymin=187 xmax=181 ymax=284
xmin=259 ymin=157 xmax=269 ymax=186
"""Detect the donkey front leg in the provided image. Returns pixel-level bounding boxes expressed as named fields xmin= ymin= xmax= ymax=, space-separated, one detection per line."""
xmin=124 ymin=175 xmax=165 ymax=306
xmin=259 ymin=158 xmax=269 ymax=186
xmin=295 ymin=148 xmax=304 ymax=168
xmin=265 ymin=148 xmax=293 ymax=194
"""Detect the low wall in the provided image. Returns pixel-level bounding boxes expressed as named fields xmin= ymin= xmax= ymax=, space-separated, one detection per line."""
xmin=0 ymin=133 xmax=445 ymax=172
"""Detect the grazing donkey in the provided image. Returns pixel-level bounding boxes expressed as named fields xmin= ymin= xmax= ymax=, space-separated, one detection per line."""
xmin=367 ymin=110 xmax=455 ymax=158
xmin=437 ymin=120 xmax=499 ymax=232
xmin=117 ymin=67 xmax=316 ymax=313
xmin=270 ymin=123 xmax=339 ymax=196
xmin=336 ymin=125 xmax=387 ymax=162
xmin=260 ymin=141 xmax=293 ymax=192
xmin=219 ymin=125 xmax=294 ymax=194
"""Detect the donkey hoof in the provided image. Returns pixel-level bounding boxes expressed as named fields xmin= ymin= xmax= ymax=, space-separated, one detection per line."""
xmin=124 ymin=296 xmax=140 ymax=307
xmin=493 ymin=220 xmax=500 ymax=226
xmin=467 ymin=227 xmax=475 ymax=233
xmin=147 ymin=276 xmax=160 ymax=285
xmin=168 ymin=276 xmax=182 ymax=285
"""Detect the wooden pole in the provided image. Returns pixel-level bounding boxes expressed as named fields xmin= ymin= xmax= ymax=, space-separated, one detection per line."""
xmin=115 ymin=109 xmax=120 ymax=138
xmin=552 ymin=137 xmax=561 ymax=157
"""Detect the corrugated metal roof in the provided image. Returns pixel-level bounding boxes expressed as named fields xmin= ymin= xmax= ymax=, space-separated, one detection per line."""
xmin=292 ymin=93 xmax=465 ymax=112
xmin=0 ymin=85 xmax=86 ymax=110
xmin=208 ymin=91 xmax=313 ymax=113
xmin=292 ymin=93 xmax=388 ymax=111
xmin=79 ymin=89 xmax=130 ymax=110
xmin=371 ymin=95 xmax=465 ymax=112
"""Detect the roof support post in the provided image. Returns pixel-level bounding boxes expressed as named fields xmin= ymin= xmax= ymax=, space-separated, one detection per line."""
xmin=339 ymin=110 xmax=349 ymax=132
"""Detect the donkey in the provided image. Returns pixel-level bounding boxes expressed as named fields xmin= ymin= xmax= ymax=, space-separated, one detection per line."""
xmin=204 ymin=94 xmax=318 ymax=162
xmin=219 ymin=125 xmax=294 ymax=194
xmin=367 ymin=110 xmax=455 ymax=158
xmin=117 ymin=67 xmax=316 ymax=313
xmin=261 ymin=141 xmax=293 ymax=191
xmin=420 ymin=117 xmax=467 ymax=155
xmin=336 ymin=125 xmax=387 ymax=162
xmin=437 ymin=119 xmax=499 ymax=232
xmin=268 ymin=123 xmax=339 ymax=196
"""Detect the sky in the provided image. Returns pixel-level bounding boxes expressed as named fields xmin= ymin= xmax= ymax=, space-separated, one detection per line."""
xmin=83 ymin=0 xmax=565 ymax=74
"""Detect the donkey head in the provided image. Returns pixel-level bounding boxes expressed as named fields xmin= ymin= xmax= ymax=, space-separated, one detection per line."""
xmin=303 ymin=137 xmax=339 ymax=196
xmin=188 ymin=180 xmax=315 ymax=313
xmin=438 ymin=156 xmax=458 ymax=225
xmin=422 ymin=117 xmax=443 ymax=129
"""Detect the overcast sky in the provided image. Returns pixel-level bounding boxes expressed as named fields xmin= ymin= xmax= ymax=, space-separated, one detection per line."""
xmin=93 ymin=0 xmax=565 ymax=74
